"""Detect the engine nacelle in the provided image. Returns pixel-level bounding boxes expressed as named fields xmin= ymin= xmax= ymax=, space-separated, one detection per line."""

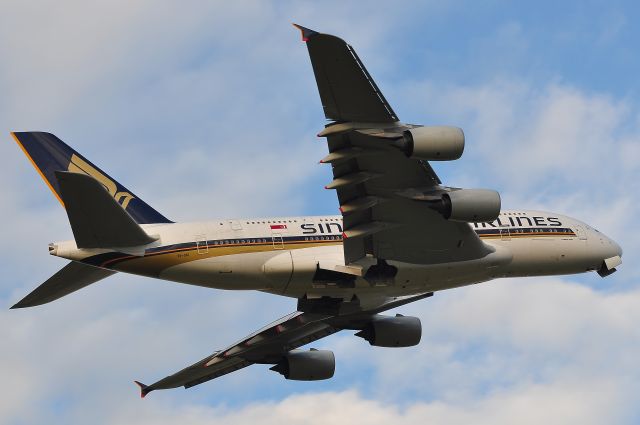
xmin=428 ymin=189 xmax=501 ymax=223
xmin=356 ymin=314 xmax=422 ymax=347
xmin=270 ymin=349 xmax=335 ymax=381
xmin=401 ymin=126 xmax=465 ymax=161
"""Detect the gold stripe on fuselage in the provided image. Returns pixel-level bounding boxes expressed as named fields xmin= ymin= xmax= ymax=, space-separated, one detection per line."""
xmin=107 ymin=239 xmax=342 ymax=277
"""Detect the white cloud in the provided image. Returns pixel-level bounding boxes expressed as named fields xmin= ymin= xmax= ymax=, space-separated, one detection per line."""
xmin=323 ymin=278 xmax=640 ymax=405
xmin=6 ymin=277 xmax=639 ymax=424
xmin=76 ymin=380 xmax=633 ymax=425
xmin=400 ymin=80 xmax=638 ymax=193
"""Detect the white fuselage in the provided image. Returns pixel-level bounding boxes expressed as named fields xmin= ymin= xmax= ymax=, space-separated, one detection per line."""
xmin=50 ymin=210 xmax=622 ymax=306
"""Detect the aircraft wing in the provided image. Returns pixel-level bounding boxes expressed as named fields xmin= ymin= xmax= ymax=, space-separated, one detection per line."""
xmin=296 ymin=25 xmax=490 ymax=264
xmin=134 ymin=292 xmax=432 ymax=397
xmin=294 ymin=24 xmax=398 ymax=123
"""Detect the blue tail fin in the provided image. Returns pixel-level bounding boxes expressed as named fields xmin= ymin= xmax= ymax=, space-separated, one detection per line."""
xmin=11 ymin=131 xmax=172 ymax=224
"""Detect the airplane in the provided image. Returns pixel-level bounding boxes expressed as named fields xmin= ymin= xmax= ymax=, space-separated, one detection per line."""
xmin=9 ymin=24 xmax=622 ymax=398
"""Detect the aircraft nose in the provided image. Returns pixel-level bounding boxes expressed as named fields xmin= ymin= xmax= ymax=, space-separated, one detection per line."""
xmin=605 ymin=239 xmax=623 ymax=265
xmin=600 ymin=232 xmax=623 ymax=259
xmin=589 ymin=228 xmax=622 ymax=258
xmin=611 ymin=237 xmax=623 ymax=258
xmin=594 ymin=232 xmax=622 ymax=277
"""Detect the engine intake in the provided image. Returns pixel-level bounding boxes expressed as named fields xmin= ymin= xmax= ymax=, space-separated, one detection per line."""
xmin=428 ymin=189 xmax=501 ymax=223
xmin=270 ymin=349 xmax=335 ymax=381
xmin=356 ymin=314 xmax=421 ymax=347
xmin=400 ymin=126 xmax=465 ymax=161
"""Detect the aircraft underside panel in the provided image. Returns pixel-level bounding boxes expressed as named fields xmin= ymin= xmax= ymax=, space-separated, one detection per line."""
xmin=159 ymin=251 xmax=293 ymax=291
xmin=145 ymin=242 xmax=514 ymax=299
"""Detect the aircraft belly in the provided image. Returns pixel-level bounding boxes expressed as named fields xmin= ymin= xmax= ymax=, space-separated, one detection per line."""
xmin=276 ymin=243 xmax=513 ymax=299
xmin=158 ymin=251 xmax=292 ymax=290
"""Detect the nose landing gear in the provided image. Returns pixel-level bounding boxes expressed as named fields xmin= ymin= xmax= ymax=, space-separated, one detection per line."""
xmin=597 ymin=255 xmax=622 ymax=278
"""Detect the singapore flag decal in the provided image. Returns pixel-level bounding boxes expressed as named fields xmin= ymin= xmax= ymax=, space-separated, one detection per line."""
xmin=270 ymin=224 xmax=287 ymax=230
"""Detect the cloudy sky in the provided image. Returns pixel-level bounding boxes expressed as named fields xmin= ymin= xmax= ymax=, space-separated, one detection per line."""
xmin=1 ymin=1 xmax=639 ymax=424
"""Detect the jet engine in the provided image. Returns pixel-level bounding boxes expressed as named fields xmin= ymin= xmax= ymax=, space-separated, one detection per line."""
xmin=399 ymin=126 xmax=465 ymax=161
xmin=356 ymin=314 xmax=422 ymax=347
xmin=270 ymin=349 xmax=335 ymax=381
xmin=427 ymin=189 xmax=501 ymax=223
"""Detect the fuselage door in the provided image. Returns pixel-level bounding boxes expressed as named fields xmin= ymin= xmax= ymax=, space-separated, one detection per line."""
xmin=500 ymin=227 xmax=511 ymax=241
xmin=272 ymin=234 xmax=284 ymax=250
xmin=195 ymin=234 xmax=209 ymax=254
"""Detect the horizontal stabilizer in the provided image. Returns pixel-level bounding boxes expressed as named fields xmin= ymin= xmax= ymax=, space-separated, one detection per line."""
xmin=11 ymin=261 xmax=116 ymax=309
xmin=56 ymin=171 xmax=157 ymax=249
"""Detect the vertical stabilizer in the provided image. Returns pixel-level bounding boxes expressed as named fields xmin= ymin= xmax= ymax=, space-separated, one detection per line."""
xmin=11 ymin=131 xmax=171 ymax=224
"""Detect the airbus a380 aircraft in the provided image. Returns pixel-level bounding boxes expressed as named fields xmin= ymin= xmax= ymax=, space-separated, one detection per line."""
xmin=11 ymin=25 xmax=622 ymax=397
